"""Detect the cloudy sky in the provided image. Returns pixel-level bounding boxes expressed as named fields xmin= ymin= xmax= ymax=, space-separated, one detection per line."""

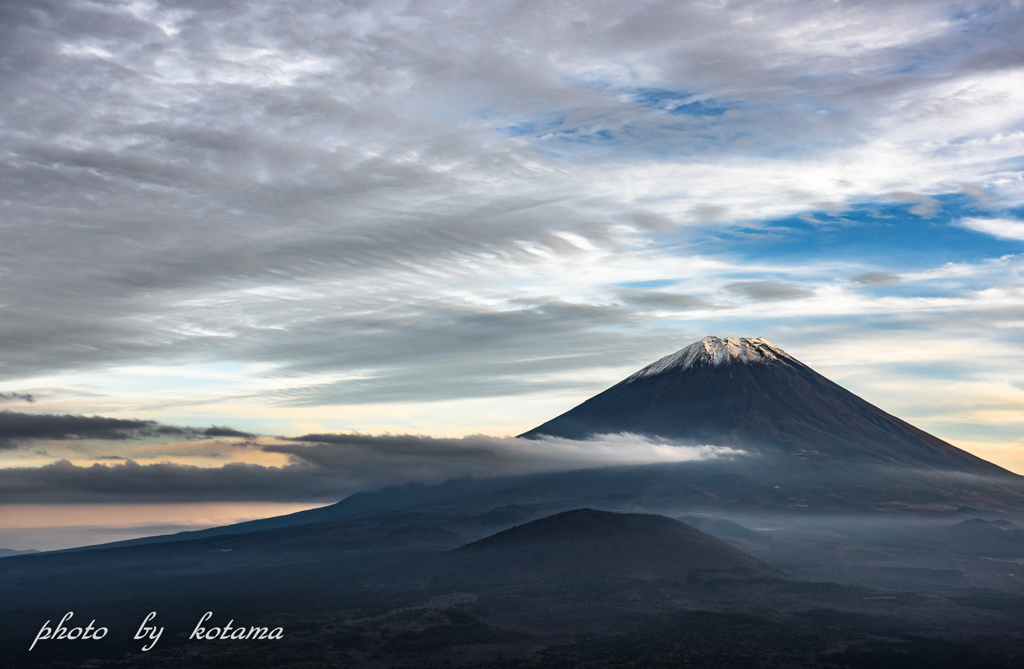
xmin=1 ymin=0 xmax=1023 ymax=548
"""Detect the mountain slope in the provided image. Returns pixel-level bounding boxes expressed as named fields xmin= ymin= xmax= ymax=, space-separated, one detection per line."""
xmin=521 ymin=336 xmax=1007 ymax=473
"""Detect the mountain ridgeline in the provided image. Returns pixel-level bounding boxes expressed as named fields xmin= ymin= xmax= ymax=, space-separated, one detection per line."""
xmin=521 ymin=336 xmax=1007 ymax=474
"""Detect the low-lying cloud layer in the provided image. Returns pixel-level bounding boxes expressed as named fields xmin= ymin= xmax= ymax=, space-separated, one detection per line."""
xmin=0 ymin=433 xmax=741 ymax=503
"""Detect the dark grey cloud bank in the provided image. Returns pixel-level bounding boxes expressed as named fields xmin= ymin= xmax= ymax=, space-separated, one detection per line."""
xmin=0 ymin=0 xmax=1019 ymax=408
xmin=0 ymin=432 xmax=733 ymax=503
xmin=851 ymin=271 xmax=902 ymax=287
xmin=0 ymin=411 xmax=254 ymax=449
xmin=0 ymin=459 xmax=314 ymax=504
xmin=0 ymin=393 xmax=35 ymax=403
xmin=725 ymin=281 xmax=814 ymax=302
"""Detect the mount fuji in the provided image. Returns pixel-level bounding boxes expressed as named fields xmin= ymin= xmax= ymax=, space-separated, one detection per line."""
xmin=522 ymin=336 xmax=1008 ymax=475
xmin=62 ymin=336 xmax=1020 ymax=557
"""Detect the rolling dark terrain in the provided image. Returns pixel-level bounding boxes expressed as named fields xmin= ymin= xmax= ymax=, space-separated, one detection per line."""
xmin=3 ymin=507 xmax=1023 ymax=668
xmin=3 ymin=336 xmax=1024 ymax=667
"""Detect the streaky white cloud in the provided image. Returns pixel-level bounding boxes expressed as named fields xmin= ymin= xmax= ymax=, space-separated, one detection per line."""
xmin=960 ymin=217 xmax=1024 ymax=241
xmin=272 ymin=432 xmax=743 ymax=482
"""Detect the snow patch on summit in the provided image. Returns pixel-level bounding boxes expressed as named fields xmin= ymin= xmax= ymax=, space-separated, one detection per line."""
xmin=625 ymin=336 xmax=791 ymax=382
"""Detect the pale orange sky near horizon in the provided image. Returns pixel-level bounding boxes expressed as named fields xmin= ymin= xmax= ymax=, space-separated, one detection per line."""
xmin=0 ymin=502 xmax=328 ymax=552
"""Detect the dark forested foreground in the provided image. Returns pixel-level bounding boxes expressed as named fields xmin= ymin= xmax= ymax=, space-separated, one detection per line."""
xmin=3 ymin=506 xmax=1024 ymax=668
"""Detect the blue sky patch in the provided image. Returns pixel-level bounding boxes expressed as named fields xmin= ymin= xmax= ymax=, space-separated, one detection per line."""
xmin=685 ymin=193 xmax=1024 ymax=272
xmin=617 ymin=279 xmax=679 ymax=289
xmin=631 ymin=87 xmax=738 ymax=116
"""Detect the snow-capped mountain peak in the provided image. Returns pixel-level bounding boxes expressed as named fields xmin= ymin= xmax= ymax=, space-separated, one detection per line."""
xmin=625 ymin=336 xmax=791 ymax=382
xmin=521 ymin=335 xmax=1007 ymax=474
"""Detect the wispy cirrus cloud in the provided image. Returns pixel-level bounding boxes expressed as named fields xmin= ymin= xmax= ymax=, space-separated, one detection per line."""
xmin=0 ymin=0 xmax=1021 ymax=456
